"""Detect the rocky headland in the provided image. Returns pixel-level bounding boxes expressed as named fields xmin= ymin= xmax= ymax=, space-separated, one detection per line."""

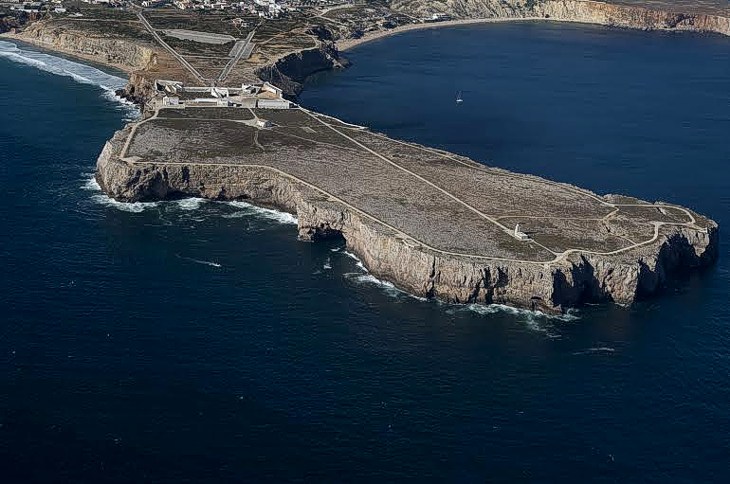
xmin=93 ymin=108 xmax=718 ymax=313
xmin=2 ymin=0 xmax=722 ymax=312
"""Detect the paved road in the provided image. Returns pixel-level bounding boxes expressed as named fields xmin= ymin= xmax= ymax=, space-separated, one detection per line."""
xmin=217 ymin=30 xmax=256 ymax=84
xmin=135 ymin=8 xmax=209 ymax=85
xmin=162 ymin=29 xmax=236 ymax=45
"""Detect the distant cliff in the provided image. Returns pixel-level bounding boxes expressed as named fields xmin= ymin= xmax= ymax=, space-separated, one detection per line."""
xmin=267 ymin=0 xmax=729 ymax=95
xmin=391 ymin=0 xmax=730 ymax=36
xmin=16 ymin=21 xmax=157 ymax=71
xmin=537 ymin=0 xmax=730 ymax=35
xmin=0 ymin=12 xmax=34 ymax=34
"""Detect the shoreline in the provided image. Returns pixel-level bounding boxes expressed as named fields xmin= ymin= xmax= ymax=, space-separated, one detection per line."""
xmin=336 ymin=14 xmax=730 ymax=52
xmin=5 ymin=8 xmax=728 ymax=88
xmin=0 ymin=32 xmax=137 ymax=75
xmin=337 ymin=17 xmax=557 ymax=51
xmin=1 ymin=14 xmax=722 ymax=311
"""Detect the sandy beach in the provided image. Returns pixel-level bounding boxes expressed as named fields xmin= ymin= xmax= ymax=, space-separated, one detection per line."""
xmin=336 ymin=17 xmax=553 ymax=51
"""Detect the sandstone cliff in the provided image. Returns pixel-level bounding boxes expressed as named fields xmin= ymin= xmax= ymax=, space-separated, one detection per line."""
xmin=95 ymin=127 xmax=718 ymax=313
xmin=0 ymin=12 xmax=34 ymax=34
xmin=390 ymin=0 xmax=730 ymax=37
xmin=7 ymin=0 xmax=728 ymax=108
xmin=537 ymin=0 xmax=730 ymax=35
xmin=16 ymin=21 xmax=157 ymax=72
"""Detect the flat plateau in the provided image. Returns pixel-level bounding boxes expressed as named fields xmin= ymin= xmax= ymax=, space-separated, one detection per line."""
xmin=96 ymin=105 xmax=718 ymax=313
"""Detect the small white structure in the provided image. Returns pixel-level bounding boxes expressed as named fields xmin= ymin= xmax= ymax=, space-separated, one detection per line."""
xmin=211 ymin=87 xmax=230 ymax=98
xmin=162 ymin=29 xmax=236 ymax=45
xmin=261 ymin=82 xmax=283 ymax=97
xmin=257 ymin=98 xmax=291 ymax=109
xmin=162 ymin=95 xmax=180 ymax=106
xmin=190 ymin=98 xmax=228 ymax=107
xmin=157 ymin=80 xmax=183 ymax=94
xmin=256 ymin=119 xmax=272 ymax=129
xmin=228 ymin=96 xmax=256 ymax=108
xmin=514 ymin=224 xmax=529 ymax=241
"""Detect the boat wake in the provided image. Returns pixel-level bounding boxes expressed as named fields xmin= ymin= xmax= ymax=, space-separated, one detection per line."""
xmin=572 ymin=347 xmax=616 ymax=355
xmin=0 ymin=40 xmax=139 ymax=120
xmin=175 ymin=254 xmax=222 ymax=268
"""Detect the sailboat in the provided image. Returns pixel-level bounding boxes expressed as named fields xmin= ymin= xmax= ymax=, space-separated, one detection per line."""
xmin=456 ymin=91 xmax=463 ymax=104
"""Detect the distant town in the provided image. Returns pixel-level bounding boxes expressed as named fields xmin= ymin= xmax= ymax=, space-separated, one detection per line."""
xmin=6 ymin=0 xmax=359 ymax=19
xmin=3 ymin=0 xmax=451 ymax=22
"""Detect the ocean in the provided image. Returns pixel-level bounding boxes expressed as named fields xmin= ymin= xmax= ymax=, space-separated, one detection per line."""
xmin=1 ymin=22 xmax=729 ymax=482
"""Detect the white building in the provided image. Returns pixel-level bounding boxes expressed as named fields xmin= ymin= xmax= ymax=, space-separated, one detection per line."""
xmin=261 ymin=82 xmax=283 ymax=97
xmin=257 ymin=98 xmax=290 ymax=109
xmin=162 ymin=96 xmax=180 ymax=106
xmin=514 ymin=224 xmax=529 ymax=241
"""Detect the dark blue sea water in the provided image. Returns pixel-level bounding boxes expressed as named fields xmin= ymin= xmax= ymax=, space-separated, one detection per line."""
xmin=1 ymin=22 xmax=729 ymax=482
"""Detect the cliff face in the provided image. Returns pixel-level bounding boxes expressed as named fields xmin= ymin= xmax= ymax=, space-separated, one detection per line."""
xmin=17 ymin=21 xmax=157 ymax=71
xmin=391 ymin=0 xmax=730 ymax=36
xmin=95 ymin=129 xmax=718 ymax=313
xmin=537 ymin=1 xmax=730 ymax=35
xmin=255 ymin=42 xmax=349 ymax=97
xmin=123 ymin=71 xmax=158 ymax=104
xmin=0 ymin=12 xmax=34 ymax=34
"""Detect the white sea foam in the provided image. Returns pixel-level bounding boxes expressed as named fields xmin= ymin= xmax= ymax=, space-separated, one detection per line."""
xmin=341 ymin=251 xmax=404 ymax=298
xmin=225 ymin=200 xmax=298 ymax=225
xmin=82 ymin=173 xmax=157 ymax=212
xmin=343 ymin=272 xmax=403 ymax=299
xmin=340 ymin=250 xmax=431 ymax=302
xmin=323 ymin=257 xmax=332 ymax=270
xmin=0 ymin=40 xmax=139 ymax=118
xmin=354 ymin=273 xmax=396 ymax=288
xmin=221 ymin=211 xmax=248 ymax=219
xmin=461 ymin=303 xmax=578 ymax=337
xmin=466 ymin=303 xmax=579 ymax=323
xmin=343 ymin=250 xmax=367 ymax=271
xmin=101 ymin=89 xmax=141 ymax=121
xmin=177 ymin=198 xmax=206 ymax=211
xmin=81 ymin=174 xmax=101 ymax=191
xmin=91 ymin=194 xmax=160 ymax=213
